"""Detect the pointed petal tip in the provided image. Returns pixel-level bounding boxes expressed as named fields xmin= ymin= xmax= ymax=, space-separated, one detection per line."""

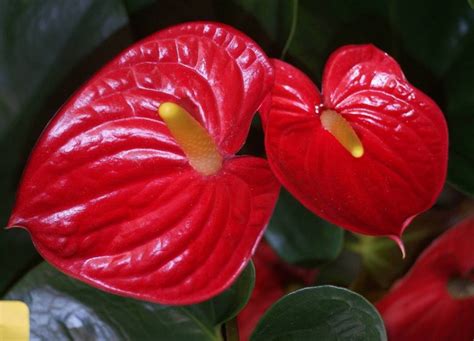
xmin=5 ymin=217 xmax=14 ymax=230
xmin=5 ymin=223 xmax=19 ymax=231
xmin=5 ymin=215 xmax=23 ymax=230
xmin=390 ymin=235 xmax=406 ymax=259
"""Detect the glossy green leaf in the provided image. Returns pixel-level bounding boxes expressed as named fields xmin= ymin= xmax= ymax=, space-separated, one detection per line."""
xmin=194 ymin=261 xmax=255 ymax=326
xmin=4 ymin=261 xmax=255 ymax=341
xmin=265 ymin=189 xmax=344 ymax=267
xmin=251 ymin=286 xmax=387 ymax=341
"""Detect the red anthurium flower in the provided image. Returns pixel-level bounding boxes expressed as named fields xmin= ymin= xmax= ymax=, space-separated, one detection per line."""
xmin=237 ymin=242 xmax=317 ymax=341
xmin=7 ymin=22 xmax=280 ymax=305
xmin=377 ymin=217 xmax=474 ymax=340
xmin=260 ymin=45 xmax=448 ymax=249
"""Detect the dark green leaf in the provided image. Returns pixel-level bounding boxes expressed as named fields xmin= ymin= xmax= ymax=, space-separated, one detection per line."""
xmin=392 ymin=0 xmax=474 ymax=77
xmin=0 ymin=228 xmax=40 ymax=295
xmin=445 ymin=33 xmax=474 ymax=196
xmin=251 ymin=286 xmax=387 ymax=341
xmin=265 ymin=189 xmax=343 ymax=267
xmin=5 ymin=261 xmax=255 ymax=340
xmin=193 ymin=261 xmax=255 ymax=326
xmin=284 ymin=0 xmax=392 ymax=80
xmin=448 ymin=153 xmax=474 ymax=196
xmin=470 ymin=0 xmax=474 ymax=9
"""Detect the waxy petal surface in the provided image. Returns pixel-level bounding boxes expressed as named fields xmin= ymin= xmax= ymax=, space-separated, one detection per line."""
xmin=8 ymin=22 xmax=279 ymax=305
xmin=263 ymin=45 xmax=448 ymax=237
xmin=119 ymin=21 xmax=274 ymax=155
xmin=377 ymin=218 xmax=474 ymax=340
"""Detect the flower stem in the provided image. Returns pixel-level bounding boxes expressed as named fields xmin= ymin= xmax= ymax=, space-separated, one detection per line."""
xmin=225 ymin=317 xmax=240 ymax=341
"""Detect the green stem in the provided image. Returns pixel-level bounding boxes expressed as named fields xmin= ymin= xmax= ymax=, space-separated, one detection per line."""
xmin=225 ymin=317 xmax=240 ymax=341
xmin=280 ymin=0 xmax=299 ymax=59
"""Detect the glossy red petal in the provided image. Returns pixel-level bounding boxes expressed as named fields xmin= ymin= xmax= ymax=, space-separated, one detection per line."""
xmin=237 ymin=242 xmax=317 ymax=341
xmin=8 ymin=22 xmax=279 ymax=305
xmin=264 ymin=45 xmax=448 ymax=238
xmin=377 ymin=218 xmax=474 ymax=340
xmin=322 ymin=44 xmax=405 ymax=103
xmin=121 ymin=21 xmax=274 ymax=155
xmin=259 ymin=59 xmax=322 ymax=126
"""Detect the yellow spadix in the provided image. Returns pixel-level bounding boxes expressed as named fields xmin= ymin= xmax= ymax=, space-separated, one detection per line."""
xmin=320 ymin=109 xmax=364 ymax=158
xmin=158 ymin=102 xmax=223 ymax=176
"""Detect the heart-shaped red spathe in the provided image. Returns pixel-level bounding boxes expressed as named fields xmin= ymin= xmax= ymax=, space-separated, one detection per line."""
xmin=261 ymin=45 xmax=448 ymax=240
xmin=376 ymin=217 xmax=474 ymax=340
xmin=7 ymin=22 xmax=280 ymax=305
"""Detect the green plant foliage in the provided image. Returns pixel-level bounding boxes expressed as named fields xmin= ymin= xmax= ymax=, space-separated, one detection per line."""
xmin=4 ymin=262 xmax=255 ymax=341
xmin=391 ymin=0 xmax=474 ymax=78
xmin=194 ymin=261 xmax=255 ymax=326
xmin=251 ymin=286 xmax=387 ymax=341
xmin=445 ymin=37 xmax=474 ymax=196
xmin=265 ymin=189 xmax=343 ymax=267
xmin=349 ymin=229 xmax=436 ymax=289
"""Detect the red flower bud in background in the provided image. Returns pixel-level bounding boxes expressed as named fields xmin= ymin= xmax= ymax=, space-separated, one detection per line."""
xmin=7 ymin=22 xmax=280 ymax=305
xmin=377 ymin=217 xmax=474 ymax=340
xmin=261 ymin=45 xmax=448 ymax=250
xmin=237 ymin=242 xmax=317 ymax=341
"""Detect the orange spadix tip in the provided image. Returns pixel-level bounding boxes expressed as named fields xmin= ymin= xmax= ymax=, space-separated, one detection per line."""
xmin=320 ymin=109 xmax=364 ymax=158
xmin=158 ymin=102 xmax=223 ymax=176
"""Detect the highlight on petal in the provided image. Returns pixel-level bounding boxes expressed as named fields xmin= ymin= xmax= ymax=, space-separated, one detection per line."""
xmin=263 ymin=45 xmax=448 ymax=239
xmin=376 ymin=217 xmax=474 ymax=340
xmin=120 ymin=21 xmax=274 ymax=155
xmin=7 ymin=22 xmax=279 ymax=305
